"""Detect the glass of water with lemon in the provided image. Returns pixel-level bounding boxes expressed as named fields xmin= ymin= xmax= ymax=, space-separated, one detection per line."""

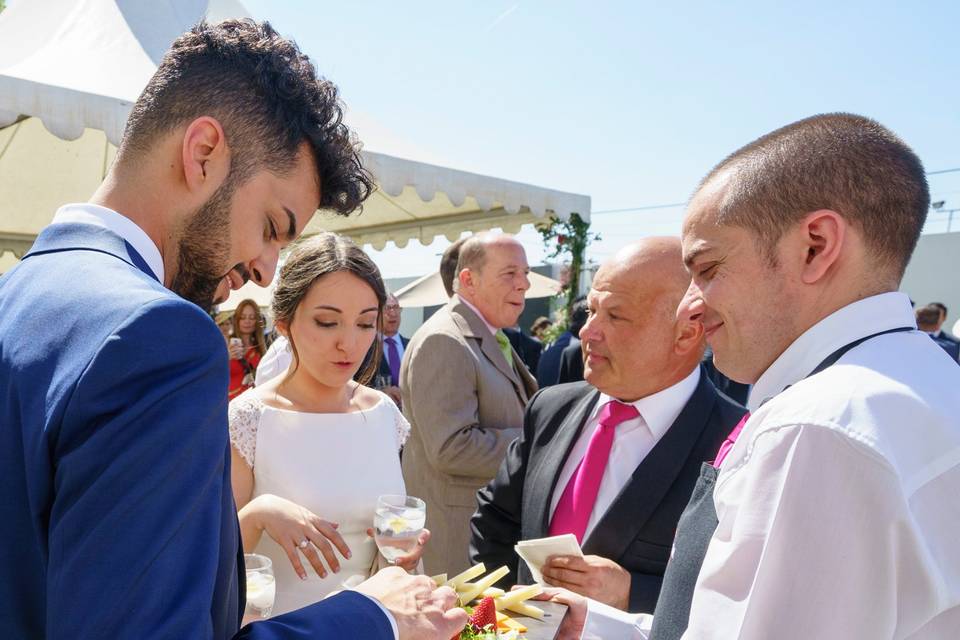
xmin=244 ymin=553 xmax=275 ymax=620
xmin=373 ymin=494 xmax=426 ymax=565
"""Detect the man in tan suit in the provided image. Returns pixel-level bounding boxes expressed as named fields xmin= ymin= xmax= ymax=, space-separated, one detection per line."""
xmin=401 ymin=233 xmax=538 ymax=574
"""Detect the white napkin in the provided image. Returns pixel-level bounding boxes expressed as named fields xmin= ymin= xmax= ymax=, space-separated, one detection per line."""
xmin=514 ymin=533 xmax=583 ymax=586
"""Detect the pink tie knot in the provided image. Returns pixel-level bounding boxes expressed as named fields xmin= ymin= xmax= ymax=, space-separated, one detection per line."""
xmin=597 ymin=400 xmax=640 ymax=430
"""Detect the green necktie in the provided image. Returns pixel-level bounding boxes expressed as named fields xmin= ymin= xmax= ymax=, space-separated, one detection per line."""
xmin=495 ymin=330 xmax=514 ymax=367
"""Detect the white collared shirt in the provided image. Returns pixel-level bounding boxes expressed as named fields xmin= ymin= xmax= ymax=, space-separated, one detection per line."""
xmin=583 ymin=292 xmax=960 ymax=639
xmin=51 ymin=203 xmax=165 ymax=282
xmin=550 ymin=367 xmax=701 ymax=541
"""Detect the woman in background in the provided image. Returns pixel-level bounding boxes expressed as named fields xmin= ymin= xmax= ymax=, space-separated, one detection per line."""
xmin=228 ymin=233 xmax=426 ymax=615
xmin=228 ymin=299 xmax=266 ymax=399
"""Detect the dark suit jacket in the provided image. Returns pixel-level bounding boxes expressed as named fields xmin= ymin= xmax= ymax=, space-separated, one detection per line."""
xmin=701 ymin=348 xmax=751 ymax=406
xmin=536 ymin=331 xmax=574 ymax=387
xmin=469 ymin=367 xmax=746 ymax=613
xmin=0 ymin=222 xmax=393 ymax=639
xmin=505 ymin=327 xmax=543 ymax=376
xmin=358 ymin=334 xmax=410 ymax=384
xmin=557 ymin=338 xmax=584 ymax=384
xmin=931 ymin=333 xmax=960 ymax=362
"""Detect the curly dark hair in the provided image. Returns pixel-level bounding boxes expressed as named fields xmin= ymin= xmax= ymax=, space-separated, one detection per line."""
xmin=119 ymin=19 xmax=373 ymax=215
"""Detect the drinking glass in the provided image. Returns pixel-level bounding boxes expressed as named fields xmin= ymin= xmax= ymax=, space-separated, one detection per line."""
xmin=373 ymin=494 xmax=426 ymax=565
xmin=244 ymin=553 xmax=276 ymax=620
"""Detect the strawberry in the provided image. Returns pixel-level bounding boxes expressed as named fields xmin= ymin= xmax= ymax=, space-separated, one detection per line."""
xmin=464 ymin=596 xmax=497 ymax=636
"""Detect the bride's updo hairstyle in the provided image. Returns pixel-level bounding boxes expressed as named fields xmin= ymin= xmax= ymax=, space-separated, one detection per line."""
xmin=271 ymin=232 xmax=387 ymax=384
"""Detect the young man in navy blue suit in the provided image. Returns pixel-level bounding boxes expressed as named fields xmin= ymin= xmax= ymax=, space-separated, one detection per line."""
xmin=0 ymin=20 xmax=465 ymax=640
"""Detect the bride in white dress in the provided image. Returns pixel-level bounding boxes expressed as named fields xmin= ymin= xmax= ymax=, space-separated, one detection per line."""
xmin=228 ymin=233 xmax=429 ymax=615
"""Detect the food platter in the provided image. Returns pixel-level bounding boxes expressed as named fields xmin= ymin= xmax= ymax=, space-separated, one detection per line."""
xmin=510 ymin=600 xmax=568 ymax=640
xmin=434 ymin=563 xmax=568 ymax=640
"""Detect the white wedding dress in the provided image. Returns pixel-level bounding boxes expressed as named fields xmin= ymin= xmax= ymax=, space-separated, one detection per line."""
xmin=229 ymin=390 xmax=410 ymax=615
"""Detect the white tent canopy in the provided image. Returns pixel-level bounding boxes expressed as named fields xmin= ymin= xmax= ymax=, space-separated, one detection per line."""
xmin=222 ymin=268 xmax=562 ymax=311
xmin=0 ymin=0 xmax=590 ymax=258
xmin=395 ymin=270 xmax=562 ymax=308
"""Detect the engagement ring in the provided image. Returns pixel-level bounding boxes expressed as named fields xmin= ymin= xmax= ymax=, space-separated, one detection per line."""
xmin=298 ymin=539 xmax=309 ymax=549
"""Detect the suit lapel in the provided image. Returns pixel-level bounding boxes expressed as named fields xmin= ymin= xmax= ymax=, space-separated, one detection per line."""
xmin=451 ymin=298 xmax=532 ymax=404
xmin=583 ymin=370 xmax=717 ymax=560
xmin=25 ymin=222 xmax=161 ymax=283
xmin=524 ymin=388 xmax=601 ymax=536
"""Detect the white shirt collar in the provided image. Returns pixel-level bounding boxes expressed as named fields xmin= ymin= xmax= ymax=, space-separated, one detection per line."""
xmin=748 ymin=292 xmax=917 ymax=411
xmin=51 ymin=203 xmax=164 ymax=282
xmin=590 ymin=365 xmax=701 ymax=440
xmin=455 ymin=294 xmax=499 ymax=336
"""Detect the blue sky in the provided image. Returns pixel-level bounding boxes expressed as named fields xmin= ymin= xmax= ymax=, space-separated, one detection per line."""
xmin=245 ymin=0 xmax=960 ymax=277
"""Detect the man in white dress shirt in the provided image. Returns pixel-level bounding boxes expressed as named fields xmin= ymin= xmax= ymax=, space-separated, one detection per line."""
xmin=558 ymin=113 xmax=960 ymax=639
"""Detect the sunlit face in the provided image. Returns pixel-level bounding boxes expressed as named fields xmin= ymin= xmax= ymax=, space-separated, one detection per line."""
xmin=383 ymin=294 xmax=402 ymax=337
xmin=680 ymin=175 xmax=799 ymax=383
xmin=580 ymin=264 xmax=678 ymax=400
xmin=463 ymin=241 xmax=530 ymax=329
xmin=236 ymin=303 xmax=258 ymax=338
xmin=200 ymin=143 xmax=319 ymax=309
xmin=283 ymin=271 xmax=380 ymax=388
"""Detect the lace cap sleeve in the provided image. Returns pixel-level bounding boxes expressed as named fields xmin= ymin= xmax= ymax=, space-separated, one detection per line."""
xmin=228 ymin=392 xmax=264 ymax=467
xmin=383 ymin=394 xmax=411 ymax=451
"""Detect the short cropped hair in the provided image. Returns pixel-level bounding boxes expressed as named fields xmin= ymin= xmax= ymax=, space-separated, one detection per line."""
xmin=440 ymin=237 xmax=468 ymax=297
xmin=454 ymin=236 xmax=491 ymax=292
xmin=700 ymin=113 xmax=929 ymax=278
xmin=120 ymin=19 xmax=373 ymax=215
xmin=930 ymin=302 xmax=948 ymax=317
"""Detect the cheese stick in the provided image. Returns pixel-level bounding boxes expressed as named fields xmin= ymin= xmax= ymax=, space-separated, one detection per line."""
xmin=504 ymin=602 xmax=545 ymax=619
xmin=444 ymin=563 xmax=486 ymax=591
xmin=459 ymin=565 xmax=510 ymax=604
xmin=494 ymin=583 xmax=542 ymax=610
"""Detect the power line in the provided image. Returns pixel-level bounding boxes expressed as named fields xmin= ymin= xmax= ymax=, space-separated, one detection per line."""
xmin=593 ymin=202 xmax=686 ymax=215
xmin=593 ymin=166 xmax=960 ymax=216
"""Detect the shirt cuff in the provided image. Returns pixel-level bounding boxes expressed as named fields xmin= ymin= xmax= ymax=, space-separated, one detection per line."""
xmin=357 ymin=592 xmax=400 ymax=640
xmin=582 ymin=598 xmax=653 ymax=640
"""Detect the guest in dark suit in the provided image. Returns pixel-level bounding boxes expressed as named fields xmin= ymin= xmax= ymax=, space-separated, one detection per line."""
xmin=0 ymin=20 xmax=464 ymax=640
xmin=505 ymin=326 xmax=543 ymax=375
xmin=930 ymin=302 xmax=960 ymax=352
xmin=918 ymin=304 xmax=960 ymax=362
xmin=358 ymin=292 xmax=410 ymax=405
xmin=537 ymin=298 xmax=589 ymax=387
xmin=470 ymin=237 xmax=746 ymax=614
xmin=557 ymin=336 xmax=585 ymax=384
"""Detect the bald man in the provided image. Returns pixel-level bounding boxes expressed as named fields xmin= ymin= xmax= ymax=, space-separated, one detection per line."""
xmin=469 ymin=238 xmax=746 ymax=613
xmin=401 ymin=233 xmax=538 ymax=574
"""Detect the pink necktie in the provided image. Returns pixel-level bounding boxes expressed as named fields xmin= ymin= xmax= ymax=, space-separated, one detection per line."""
xmin=713 ymin=412 xmax=750 ymax=468
xmin=549 ymin=400 xmax=640 ymax=544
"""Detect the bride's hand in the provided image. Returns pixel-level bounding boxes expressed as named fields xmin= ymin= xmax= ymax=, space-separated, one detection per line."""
xmin=249 ymin=494 xmax=352 ymax=580
xmin=366 ymin=528 xmax=431 ymax=572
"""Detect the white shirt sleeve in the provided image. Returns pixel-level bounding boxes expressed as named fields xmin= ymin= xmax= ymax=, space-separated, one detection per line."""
xmin=682 ymin=423 xmax=924 ymax=640
xmin=582 ymin=599 xmax=653 ymax=639
xmin=254 ymin=337 xmax=292 ymax=386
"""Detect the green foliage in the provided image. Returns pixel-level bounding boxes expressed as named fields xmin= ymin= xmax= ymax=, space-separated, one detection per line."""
xmin=536 ymin=212 xmax=598 ymax=331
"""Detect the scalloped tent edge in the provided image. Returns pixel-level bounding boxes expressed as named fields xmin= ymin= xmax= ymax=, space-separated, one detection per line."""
xmin=0 ymin=0 xmax=590 ymax=259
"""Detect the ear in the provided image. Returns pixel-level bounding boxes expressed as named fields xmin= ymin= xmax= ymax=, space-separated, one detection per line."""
xmin=181 ymin=116 xmax=230 ymax=196
xmin=274 ymin=319 xmax=290 ymax=339
xmin=674 ymin=310 xmax=705 ymax=357
xmin=458 ymin=268 xmax=474 ymax=293
xmin=798 ymin=210 xmax=845 ymax=285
